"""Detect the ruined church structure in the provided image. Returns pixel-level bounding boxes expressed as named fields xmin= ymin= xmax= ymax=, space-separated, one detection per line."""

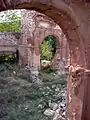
xmin=0 ymin=10 xmax=69 ymax=73
xmin=0 ymin=0 xmax=90 ymax=120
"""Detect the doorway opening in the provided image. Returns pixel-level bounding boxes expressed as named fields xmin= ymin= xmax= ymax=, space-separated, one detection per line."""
xmin=40 ymin=35 xmax=57 ymax=71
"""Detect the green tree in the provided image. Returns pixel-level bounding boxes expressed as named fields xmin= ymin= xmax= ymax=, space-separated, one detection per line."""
xmin=44 ymin=35 xmax=57 ymax=55
xmin=40 ymin=35 xmax=57 ymax=61
xmin=0 ymin=11 xmax=21 ymax=32
xmin=40 ymin=41 xmax=53 ymax=60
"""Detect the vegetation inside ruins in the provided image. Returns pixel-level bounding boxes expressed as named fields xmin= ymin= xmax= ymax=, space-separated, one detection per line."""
xmin=40 ymin=35 xmax=57 ymax=61
xmin=0 ymin=10 xmax=21 ymax=32
xmin=0 ymin=54 xmax=17 ymax=64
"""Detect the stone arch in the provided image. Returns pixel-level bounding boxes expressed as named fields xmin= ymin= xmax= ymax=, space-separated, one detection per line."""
xmin=33 ymin=24 xmax=64 ymax=69
xmin=39 ymin=33 xmax=64 ymax=69
xmin=0 ymin=1 xmax=88 ymax=120
xmin=41 ymin=34 xmax=60 ymax=48
xmin=1 ymin=0 xmax=86 ymax=66
xmin=34 ymin=27 xmax=62 ymax=55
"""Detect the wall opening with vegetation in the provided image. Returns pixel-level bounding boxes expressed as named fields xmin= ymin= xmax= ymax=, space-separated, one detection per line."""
xmin=0 ymin=50 xmax=19 ymax=64
xmin=40 ymin=35 xmax=57 ymax=71
xmin=0 ymin=10 xmax=21 ymax=32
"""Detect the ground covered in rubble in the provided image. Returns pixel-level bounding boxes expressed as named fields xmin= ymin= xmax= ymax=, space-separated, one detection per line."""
xmin=0 ymin=64 xmax=67 ymax=120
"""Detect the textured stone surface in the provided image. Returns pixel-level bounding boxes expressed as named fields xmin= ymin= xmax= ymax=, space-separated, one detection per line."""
xmin=0 ymin=32 xmax=20 ymax=54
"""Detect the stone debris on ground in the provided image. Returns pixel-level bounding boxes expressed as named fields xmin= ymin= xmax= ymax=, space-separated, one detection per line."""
xmin=43 ymin=88 xmax=66 ymax=120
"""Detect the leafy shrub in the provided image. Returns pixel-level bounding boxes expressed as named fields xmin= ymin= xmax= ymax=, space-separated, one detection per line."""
xmin=0 ymin=54 xmax=17 ymax=64
xmin=40 ymin=35 xmax=57 ymax=61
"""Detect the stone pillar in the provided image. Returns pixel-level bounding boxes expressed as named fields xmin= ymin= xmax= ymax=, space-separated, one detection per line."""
xmin=66 ymin=65 xmax=86 ymax=120
xmin=32 ymin=50 xmax=40 ymax=71
xmin=81 ymin=71 xmax=90 ymax=120
xmin=27 ymin=44 xmax=33 ymax=67
xmin=18 ymin=45 xmax=28 ymax=66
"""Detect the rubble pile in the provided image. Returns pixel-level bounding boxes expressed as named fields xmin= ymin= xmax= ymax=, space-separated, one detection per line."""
xmin=43 ymin=88 xmax=66 ymax=120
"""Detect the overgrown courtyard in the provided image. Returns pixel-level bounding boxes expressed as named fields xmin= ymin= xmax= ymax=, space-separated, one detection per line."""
xmin=0 ymin=64 xmax=67 ymax=120
xmin=0 ymin=9 xmax=68 ymax=120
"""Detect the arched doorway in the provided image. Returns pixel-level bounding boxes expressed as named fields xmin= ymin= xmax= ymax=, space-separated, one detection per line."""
xmin=40 ymin=34 xmax=68 ymax=75
xmin=40 ymin=35 xmax=57 ymax=69
xmin=0 ymin=1 xmax=89 ymax=120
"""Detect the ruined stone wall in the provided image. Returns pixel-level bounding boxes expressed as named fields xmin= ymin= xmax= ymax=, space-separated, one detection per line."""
xmin=0 ymin=32 xmax=21 ymax=54
xmin=21 ymin=10 xmax=69 ymax=71
xmin=0 ymin=10 xmax=69 ymax=71
xmin=0 ymin=32 xmax=21 ymax=45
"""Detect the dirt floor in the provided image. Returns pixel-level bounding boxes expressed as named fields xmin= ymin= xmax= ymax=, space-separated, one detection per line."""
xmin=0 ymin=64 xmax=67 ymax=120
